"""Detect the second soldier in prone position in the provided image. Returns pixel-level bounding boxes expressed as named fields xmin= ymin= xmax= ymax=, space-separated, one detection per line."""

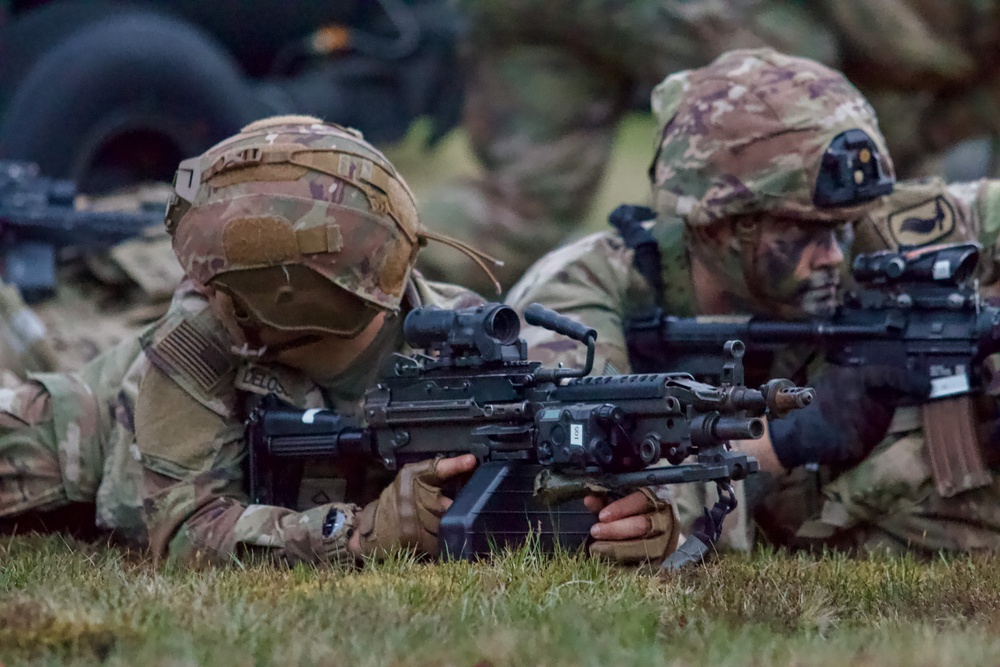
xmin=508 ymin=49 xmax=1000 ymax=555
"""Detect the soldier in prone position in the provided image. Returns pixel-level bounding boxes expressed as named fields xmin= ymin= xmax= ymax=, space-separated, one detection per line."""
xmin=507 ymin=48 xmax=1000 ymax=555
xmin=0 ymin=116 xmax=680 ymax=567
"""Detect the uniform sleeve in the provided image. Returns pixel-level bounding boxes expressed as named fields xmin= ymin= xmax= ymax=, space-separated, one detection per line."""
xmin=959 ymin=179 xmax=1000 ymax=291
xmin=505 ymin=231 xmax=655 ymax=375
xmin=134 ymin=365 xmax=359 ymax=567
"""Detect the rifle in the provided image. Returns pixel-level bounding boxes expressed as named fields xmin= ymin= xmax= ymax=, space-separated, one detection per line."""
xmin=625 ymin=242 xmax=1000 ymax=496
xmin=247 ymin=302 xmax=813 ymax=561
xmin=0 ymin=160 xmax=165 ymax=302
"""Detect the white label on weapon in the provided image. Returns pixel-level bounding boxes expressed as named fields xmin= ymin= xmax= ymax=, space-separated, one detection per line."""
xmin=570 ymin=424 xmax=584 ymax=447
xmin=929 ymin=374 xmax=970 ymax=399
xmin=933 ymin=259 xmax=951 ymax=280
xmin=301 ymin=409 xmax=323 ymax=424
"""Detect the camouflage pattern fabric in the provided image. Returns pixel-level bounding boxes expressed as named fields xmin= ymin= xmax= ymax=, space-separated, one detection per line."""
xmin=419 ymin=0 xmax=1000 ymax=294
xmin=0 ymin=331 xmax=146 ymax=533
xmin=0 ymin=279 xmax=60 ymax=376
xmin=647 ymin=48 xmax=892 ymax=227
xmin=0 ymin=273 xmax=481 ymax=565
xmin=168 ymin=117 xmax=423 ymax=315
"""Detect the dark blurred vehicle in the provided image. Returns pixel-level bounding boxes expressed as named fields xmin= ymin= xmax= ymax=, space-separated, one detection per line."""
xmin=0 ymin=0 xmax=464 ymax=192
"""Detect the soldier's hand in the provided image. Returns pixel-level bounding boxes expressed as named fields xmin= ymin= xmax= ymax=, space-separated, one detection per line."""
xmin=583 ymin=488 xmax=679 ymax=565
xmin=351 ymin=454 xmax=477 ymax=558
xmin=769 ymin=364 xmax=930 ymax=471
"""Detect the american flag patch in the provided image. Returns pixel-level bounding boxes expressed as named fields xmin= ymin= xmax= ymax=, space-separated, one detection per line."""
xmin=146 ymin=318 xmax=234 ymax=393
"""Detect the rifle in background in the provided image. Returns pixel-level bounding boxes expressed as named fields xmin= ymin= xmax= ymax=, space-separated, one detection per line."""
xmin=0 ymin=160 xmax=164 ymax=302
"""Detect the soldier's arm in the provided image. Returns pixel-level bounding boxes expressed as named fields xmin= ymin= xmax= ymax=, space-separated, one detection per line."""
xmin=135 ymin=365 xmax=359 ymax=567
xmin=505 ymin=231 xmax=653 ymax=375
xmin=954 ymin=179 xmax=1000 ymax=294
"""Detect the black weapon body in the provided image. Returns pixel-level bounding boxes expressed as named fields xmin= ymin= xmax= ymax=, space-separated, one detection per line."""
xmin=248 ymin=303 xmax=813 ymax=559
xmin=627 ymin=243 xmax=1000 ymax=399
xmin=0 ymin=160 xmax=164 ymax=301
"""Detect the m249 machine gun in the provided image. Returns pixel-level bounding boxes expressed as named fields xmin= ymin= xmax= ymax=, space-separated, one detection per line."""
xmin=626 ymin=242 xmax=1000 ymax=497
xmin=0 ymin=160 xmax=164 ymax=301
xmin=247 ymin=302 xmax=813 ymax=562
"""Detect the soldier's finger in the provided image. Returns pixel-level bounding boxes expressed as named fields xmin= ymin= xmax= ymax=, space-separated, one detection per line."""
xmin=590 ymin=514 xmax=650 ymax=541
xmin=583 ymin=495 xmax=606 ymax=513
xmin=597 ymin=490 xmax=656 ymax=522
xmin=430 ymin=454 xmax=479 ymax=482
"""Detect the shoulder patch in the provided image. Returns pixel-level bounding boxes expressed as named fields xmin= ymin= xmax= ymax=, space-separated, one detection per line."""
xmin=144 ymin=316 xmax=235 ymax=395
xmin=887 ymin=196 xmax=956 ymax=248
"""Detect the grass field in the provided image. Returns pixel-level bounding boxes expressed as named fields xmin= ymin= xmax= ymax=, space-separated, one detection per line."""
xmin=1 ymin=535 xmax=1000 ymax=666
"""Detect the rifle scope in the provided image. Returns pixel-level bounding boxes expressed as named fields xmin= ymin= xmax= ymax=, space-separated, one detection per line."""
xmin=852 ymin=242 xmax=979 ymax=286
xmin=404 ymin=303 xmax=521 ymax=349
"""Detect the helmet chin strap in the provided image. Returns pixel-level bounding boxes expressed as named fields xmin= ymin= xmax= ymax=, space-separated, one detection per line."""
xmin=225 ymin=312 xmax=325 ymax=362
xmin=229 ymin=333 xmax=325 ymax=362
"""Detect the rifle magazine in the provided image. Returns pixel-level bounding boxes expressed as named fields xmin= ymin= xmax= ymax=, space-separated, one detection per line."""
xmin=923 ymin=396 xmax=993 ymax=498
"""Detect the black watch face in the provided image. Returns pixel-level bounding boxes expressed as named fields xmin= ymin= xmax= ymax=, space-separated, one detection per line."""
xmin=323 ymin=509 xmax=346 ymax=538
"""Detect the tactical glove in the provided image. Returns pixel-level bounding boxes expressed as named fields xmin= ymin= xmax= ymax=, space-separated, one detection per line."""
xmin=356 ymin=458 xmax=450 ymax=558
xmin=769 ymin=364 xmax=931 ymax=471
xmin=589 ymin=488 xmax=680 ymax=565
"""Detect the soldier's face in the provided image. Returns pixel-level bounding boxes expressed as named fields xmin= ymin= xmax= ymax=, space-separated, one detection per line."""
xmin=753 ymin=217 xmax=853 ymax=317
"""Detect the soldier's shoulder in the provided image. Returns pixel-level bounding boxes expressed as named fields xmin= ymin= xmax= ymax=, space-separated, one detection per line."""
xmin=409 ymin=271 xmax=488 ymax=309
xmin=507 ymin=231 xmax=633 ymax=304
xmin=139 ymin=284 xmax=240 ymax=418
xmin=948 ymin=179 xmax=1000 ymax=241
xmin=855 ymin=177 xmax=980 ymax=252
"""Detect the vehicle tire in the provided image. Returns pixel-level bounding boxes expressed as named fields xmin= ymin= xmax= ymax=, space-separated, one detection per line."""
xmin=0 ymin=1 xmax=127 ymax=109
xmin=0 ymin=11 xmax=266 ymax=192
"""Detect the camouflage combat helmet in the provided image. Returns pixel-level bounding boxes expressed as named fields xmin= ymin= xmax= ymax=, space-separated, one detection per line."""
xmin=650 ymin=48 xmax=895 ymax=227
xmin=165 ymin=116 xmax=497 ymax=338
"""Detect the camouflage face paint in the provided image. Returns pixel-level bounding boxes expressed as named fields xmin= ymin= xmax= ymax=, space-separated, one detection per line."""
xmin=754 ymin=218 xmax=853 ymax=318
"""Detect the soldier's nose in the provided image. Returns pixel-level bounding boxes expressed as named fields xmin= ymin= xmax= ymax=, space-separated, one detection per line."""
xmin=811 ymin=230 xmax=845 ymax=269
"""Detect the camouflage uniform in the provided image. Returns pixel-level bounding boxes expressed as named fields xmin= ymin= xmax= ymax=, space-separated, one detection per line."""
xmin=419 ymin=0 xmax=1000 ymax=294
xmin=508 ymin=49 xmax=1000 ymax=554
xmin=0 ymin=116 xmax=484 ymax=566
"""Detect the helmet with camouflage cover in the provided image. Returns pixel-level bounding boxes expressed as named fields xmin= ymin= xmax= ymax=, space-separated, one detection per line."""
xmin=650 ymin=48 xmax=894 ymax=227
xmin=165 ymin=115 xmax=425 ymax=338
xmin=647 ymin=49 xmax=896 ymax=319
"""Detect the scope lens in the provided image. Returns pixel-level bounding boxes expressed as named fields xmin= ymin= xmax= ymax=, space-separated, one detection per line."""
xmin=484 ymin=305 xmax=521 ymax=345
